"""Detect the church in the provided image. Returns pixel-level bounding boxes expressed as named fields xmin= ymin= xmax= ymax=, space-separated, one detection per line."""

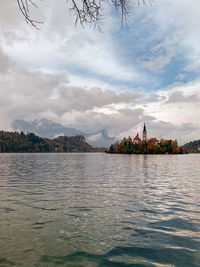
xmin=108 ymin=123 xmax=179 ymax=154
xmin=133 ymin=124 xmax=159 ymax=145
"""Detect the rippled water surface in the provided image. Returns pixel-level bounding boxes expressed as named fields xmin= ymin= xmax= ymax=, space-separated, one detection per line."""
xmin=0 ymin=153 xmax=200 ymax=266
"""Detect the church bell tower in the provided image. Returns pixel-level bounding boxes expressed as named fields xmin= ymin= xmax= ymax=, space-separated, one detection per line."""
xmin=143 ymin=123 xmax=147 ymax=142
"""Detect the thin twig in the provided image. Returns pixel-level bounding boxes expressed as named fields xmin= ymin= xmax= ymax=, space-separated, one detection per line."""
xmin=17 ymin=0 xmax=43 ymax=29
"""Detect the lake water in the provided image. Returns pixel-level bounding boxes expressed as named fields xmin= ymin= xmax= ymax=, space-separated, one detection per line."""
xmin=0 ymin=153 xmax=200 ymax=266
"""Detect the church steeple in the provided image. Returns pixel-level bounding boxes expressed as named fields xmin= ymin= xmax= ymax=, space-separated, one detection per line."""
xmin=143 ymin=123 xmax=147 ymax=142
xmin=143 ymin=123 xmax=146 ymax=132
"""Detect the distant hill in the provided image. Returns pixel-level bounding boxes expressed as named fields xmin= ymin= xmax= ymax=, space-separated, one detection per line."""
xmin=0 ymin=131 xmax=96 ymax=153
xmin=12 ymin=119 xmax=115 ymax=148
xmin=182 ymin=140 xmax=200 ymax=153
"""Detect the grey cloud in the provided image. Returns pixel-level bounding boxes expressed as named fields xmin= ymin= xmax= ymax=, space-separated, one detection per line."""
xmin=1 ymin=30 xmax=28 ymax=46
xmin=0 ymin=2 xmax=21 ymax=27
xmin=166 ymin=90 xmax=200 ymax=104
xmin=141 ymin=120 xmax=200 ymax=145
xmin=180 ymin=123 xmax=200 ymax=133
xmin=58 ymin=107 xmax=145 ymax=135
xmin=0 ymin=49 xmax=12 ymax=73
xmin=0 ymin=45 xmax=144 ymax=135
xmin=144 ymin=93 xmax=166 ymax=103
xmin=0 ymin=1 xmax=200 ymax=144
xmin=0 ymin=47 xmax=67 ymax=125
xmin=0 ymin=32 xmax=199 ymax=144
xmin=54 ymin=86 xmax=142 ymax=113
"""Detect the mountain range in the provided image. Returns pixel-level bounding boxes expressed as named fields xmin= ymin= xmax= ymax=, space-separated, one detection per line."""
xmin=11 ymin=119 xmax=115 ymax=148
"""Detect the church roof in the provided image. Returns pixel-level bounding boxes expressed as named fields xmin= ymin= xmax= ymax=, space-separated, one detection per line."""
xmin=134 ymin=134 xmax=141 ymax=141
xmin=143 ymin=123 xmax=146 ymax=132
xmin=149 ymin=138 xmax=159 ymax=142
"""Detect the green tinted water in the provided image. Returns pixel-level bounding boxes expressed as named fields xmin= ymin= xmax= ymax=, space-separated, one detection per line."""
xmin=0 ymin=153 xmax=200 ymax=266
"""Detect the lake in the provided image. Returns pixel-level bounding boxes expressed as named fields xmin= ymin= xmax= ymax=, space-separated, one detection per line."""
xmin=0 ymin=153 xmax=200 ymax=266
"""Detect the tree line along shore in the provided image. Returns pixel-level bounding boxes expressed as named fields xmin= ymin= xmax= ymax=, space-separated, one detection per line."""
xmin=0 ymin=129 xmax=199 ymax=154
xmin=0 ymin=131 xmax=98 ymax=153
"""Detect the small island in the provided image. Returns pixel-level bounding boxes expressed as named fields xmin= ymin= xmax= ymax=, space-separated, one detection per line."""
xmin=107 ymin=124 xmax=184 ymax=154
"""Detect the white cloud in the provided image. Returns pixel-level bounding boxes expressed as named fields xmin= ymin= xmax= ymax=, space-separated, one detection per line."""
xmin=176 ymin=73 xmax=186 ymax=80
xmin=87 ymin=133 xmax=102 ymax=142
xmin=137 ymin=78 xmax=200 ymax=144
xmin=141 ymin=33 xmax=180 ymax=72
xmin=138 ymin=0 xmax=200 ymax=73
xmin=0 ymin=0 xmax=200 ymax=146
xmin=0 ymin=36 xmax=200 ymax=144
xmin=1 ymin=1 xmax=141 ymax=83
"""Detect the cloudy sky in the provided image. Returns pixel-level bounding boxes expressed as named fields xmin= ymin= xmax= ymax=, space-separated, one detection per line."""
xmin=0 ymin=0 xmax=200 ymax=144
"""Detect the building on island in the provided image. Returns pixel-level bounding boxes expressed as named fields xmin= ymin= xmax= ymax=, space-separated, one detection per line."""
xmin=108 ymin=123 xmax=181 ymax=154
xmin=133 ymin=123 xmax=177 ymax=147
xmin=143 ymin=123 xmax=147 ymax=142
xmin=148 ymin=138 xmax=159 ymax=146
xmin=133 ymin=133 xmax=141 ymax=144
xmin=133 ymin=123 xmax=149 ymax=144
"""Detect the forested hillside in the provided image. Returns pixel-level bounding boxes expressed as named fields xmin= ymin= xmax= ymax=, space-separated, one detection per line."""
xmin=182 ymin=140 xmax=200 ymax=153
xmin=0 ymin=131 xmax=95 ymax=152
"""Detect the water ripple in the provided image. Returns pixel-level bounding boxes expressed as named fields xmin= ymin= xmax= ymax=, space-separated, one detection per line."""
xmin=0 ymin=153 xmax=200 ymax=266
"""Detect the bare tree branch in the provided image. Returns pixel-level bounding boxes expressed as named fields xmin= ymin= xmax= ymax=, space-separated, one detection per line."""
xmin=17 ymin=0 xmax=43 ymax=29
xmin=17 ymin=0 xmax=154 ymax=30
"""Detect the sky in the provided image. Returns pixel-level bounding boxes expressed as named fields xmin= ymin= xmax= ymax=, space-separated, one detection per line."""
xmin=0 ymin=0 xmax=200 ymax=145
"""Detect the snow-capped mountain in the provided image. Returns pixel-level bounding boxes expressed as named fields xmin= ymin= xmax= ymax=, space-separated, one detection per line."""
xmin=11 ymin=119 xmax=115 ymax=148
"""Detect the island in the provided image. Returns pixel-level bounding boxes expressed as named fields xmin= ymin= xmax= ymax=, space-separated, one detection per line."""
xmin=107 ymin=124 xmax=184 ymax=154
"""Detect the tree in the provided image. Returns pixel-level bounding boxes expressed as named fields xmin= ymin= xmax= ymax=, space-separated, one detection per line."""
xmin=17 ymin=0 xmax=153 ymax=30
